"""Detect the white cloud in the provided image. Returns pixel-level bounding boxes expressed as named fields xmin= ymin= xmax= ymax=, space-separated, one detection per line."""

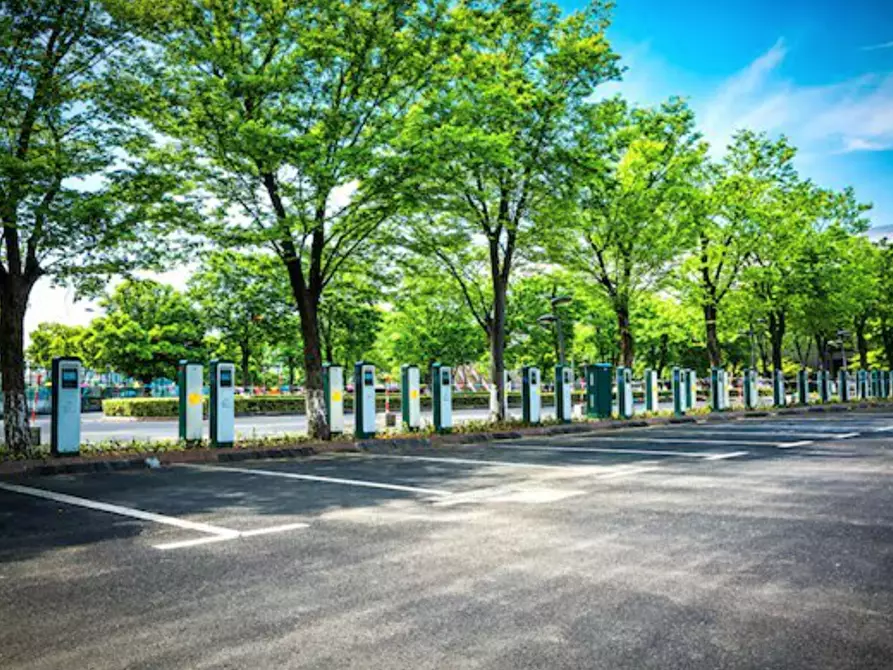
xmin=699 ymin=41 xmax=893 ymax=158
xmin=861 ymin=41 xmax=893 ymax=51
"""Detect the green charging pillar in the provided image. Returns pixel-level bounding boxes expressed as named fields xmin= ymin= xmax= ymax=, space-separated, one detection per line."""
xmin=431 ymin=362 xmax=452 ymax=432
xmin=870 ymin=369 xmax=880 ymax=398
xmin=521 ymin=366 xmax=541 ymax=424
xmin=616 ymin=366 xmax=633 ymax=418
xmin=796 ymin=368 xmax=808 ymax=405
xmin=743 ymin=369 xmax=758 ymax=410
xmin=838 ymin=369 xmax=849 ymax=402
xmin=672 ymin=366 xmax=685 ymax=415
xmin=883 ymin=370 xmax=892 ymax=399
xmin=585 ymin=363 xmax=612 ymax=419
xmin=401 ymin=364 xmax=421 ymax=430
xmin=644 ymin=369 xmax=658 ymax=412
xmin=772 ymin=369 xmax=786 ymax=406
xmin=858 ymin=370 xmax=868 ymax=399
xmin=684 ymin=369 xmax=696 ymax=410
xmin=353 ymin=361 xmax=376 ymax=439
xmin=555 ymin=364 xmax=572 ymax=423
xmin=710 ymin=368 xmax=726 ymax=411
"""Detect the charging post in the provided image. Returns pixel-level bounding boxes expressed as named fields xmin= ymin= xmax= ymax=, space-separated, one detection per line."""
xmin=209 ymin=359 xmax=235 ymax=448
xmin=51 ymin=357 xmax=82 ymax=456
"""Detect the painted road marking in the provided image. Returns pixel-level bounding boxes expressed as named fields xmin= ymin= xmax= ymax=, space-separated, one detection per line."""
xmin=872 ymin=425 xmax=893 ymax=432
xmin=354 ymin=453 xmax=601 ymax=470
xmin=483 ymin=444 xmax=750 ymax=459
xmin=560 ymin=435 xmax=790 ymax=448
xmin=180 ymin=463 xmax=452 ymax=497
xmin=646 ymin=428 xmax=858 ymax=440
xmin=776 ymin=440 xmax=814 ymax=449
xmin=0 ymin=482 xmax=308 ymax=551
xmin=0 ymin=481 xmax=239 ymax=538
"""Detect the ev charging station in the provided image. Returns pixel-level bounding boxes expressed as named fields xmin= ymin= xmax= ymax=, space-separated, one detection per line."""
xmin=858 ymin=370 xmax=869 ymax=399
xmin=522 ymin=366 xmax=541 ymax=424
xmin=585 ymin=363 xmax=612 ymax=419
xmin=837 ymin=369 xmax=849 ymax=402
xmin=772 ymin=370 xmax=786 ymax=406
xmin=870 ymin=370 xmax=880 ymax=398
xmin=685 ymin=369 xmax=696 ymax=410
xmin=555 ymin=364 xmax=573 ymax=423
xmin=178 ymin=360 xmax=203 ymax=443
xmin=743 ymin=369 xmax=758 ymax=410
xmin=51 ymin=356 xmax=82 ymax=456
xmin=209 ymin=359 xmax=235 ymax=448
xmin=883 ymin=370 xmax=892 ymax=399
xmin=722 ymin=370 xmax=732 ymax=409
xmin=711 ymin=368 xmax=728 ymax=411
xmin=796 ymin=369 xmax=809 ymax=405
xmin=431 ymin=363 xmax=452 ymax=432
xmin=644 ymin=369 xmax=659 ymax=412
xmin=323 ymin=364 xmax=345 ymax=434
xmin=616 ymin=367 xmax=633 ymax=418
xmin=354 ymin=362 xmax=376 ymax=438
xmin=816 ymin=369 xmax=827 ymax=403
xmin=672 ymin=366 xmax=685 ymax=416
xmin=400 ymin=364 xmax=421 ymax=430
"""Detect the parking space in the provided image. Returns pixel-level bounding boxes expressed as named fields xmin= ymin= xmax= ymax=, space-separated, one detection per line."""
xmin=2 ymin=410 xmax=892 ymax=669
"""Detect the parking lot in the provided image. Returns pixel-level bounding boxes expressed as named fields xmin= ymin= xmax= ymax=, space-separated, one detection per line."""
xmin=2 ymin=411 xmax=892 ymax=669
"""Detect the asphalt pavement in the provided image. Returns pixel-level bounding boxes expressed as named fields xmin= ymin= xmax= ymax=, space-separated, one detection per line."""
xmin=2 ymin=410 xmax=891 ymax=669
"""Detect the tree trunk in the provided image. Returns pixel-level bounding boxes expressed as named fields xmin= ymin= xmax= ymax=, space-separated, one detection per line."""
xmin=489 ymin=275 xmax=507 ymax=422
xmin=616 ymin=302 xmax=634 ymax=367
xmin=0 ymin=276 xmax=34 ymax=455
xmin=855 ymin=315 xmax=869 ymax=369
xmin=703 ymin=301 xmax=721 ymax=368
xmin=295 ymin=288 xmax=327 ymax=440
xmin=768 ymin=310 xmax=785 ymax=371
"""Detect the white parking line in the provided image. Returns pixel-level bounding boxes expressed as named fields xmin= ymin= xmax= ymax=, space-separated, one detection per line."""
xmin=776 ymin=440 xmax=814 ymax=449
xmin=0 ymin=481 xmax=309 ymax=551
xmin=180 ymin=463 xmax=452 ymax=497
xmin=645 ymin=428 xmax=858 ymax=440
xmin=561 ymin=436 xmax=788 ymax=448
xmin=0 ymin=481 xmax=239 ymax=538
xmin=872 ymin=425 xmax=893 ymax=432
xmin=354 ymin=453 xmax=599 ymax=470
xmin=483 ymin=444 xmax=749 ymax=459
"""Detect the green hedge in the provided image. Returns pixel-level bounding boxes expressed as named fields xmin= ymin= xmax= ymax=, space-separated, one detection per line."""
xmin=102 ymin=391 xmax=598 ymax=418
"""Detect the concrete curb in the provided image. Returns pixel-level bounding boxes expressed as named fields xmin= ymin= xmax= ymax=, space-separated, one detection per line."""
xmin=3 ymin=401 xmax=891 ymax=478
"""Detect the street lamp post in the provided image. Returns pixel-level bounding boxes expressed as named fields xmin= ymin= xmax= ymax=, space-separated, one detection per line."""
xmin=537 ymin=295 xmax=572 ymax=364
xmin=836 ymin=329 xmax=850 ymax=371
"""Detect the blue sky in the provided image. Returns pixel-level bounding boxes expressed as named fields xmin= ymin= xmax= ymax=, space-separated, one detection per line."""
xmin=568 ymin=0 xmax=893 ymax=235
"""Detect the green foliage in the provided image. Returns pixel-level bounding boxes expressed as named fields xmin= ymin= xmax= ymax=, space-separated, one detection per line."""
xmin=548 ymin=96 xmax=706 ymax=366
xmin=90 ymin=279 xmax=205 ymax=383
xmin=26 ymin=322 xmax=94 ymax=370
xmin=188 ymin=251 xmax=293 ymax=384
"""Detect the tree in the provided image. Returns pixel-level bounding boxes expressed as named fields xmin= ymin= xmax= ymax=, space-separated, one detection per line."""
xmin=743 ymin=180 xmax=870 ymax=370
xmin=550 ymin=97 xmax=704 ymax=367
xmin=188 ymin=252 xmax=292 ymax=388
xmin=376 ymin=272 xmax=485 ymax=372
xmin=876 ymin=239 xmax=893 ymax=367
xmin=681 ymin=131 xmax=770 ymax=368
xmin=25 ymin=322 xmax=92 ymax=370
xmin=128 ymin=0 xmax=458 ymax=439
xmin=90 ymin=279 xmax=205 ymax=384
xmin=0 ymin=0 xmax=185 ymax=453
xmin=396 ymin=0 xmax=620 ymax=418
xmin=318 ymin=268 xmax=384 ymax=367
